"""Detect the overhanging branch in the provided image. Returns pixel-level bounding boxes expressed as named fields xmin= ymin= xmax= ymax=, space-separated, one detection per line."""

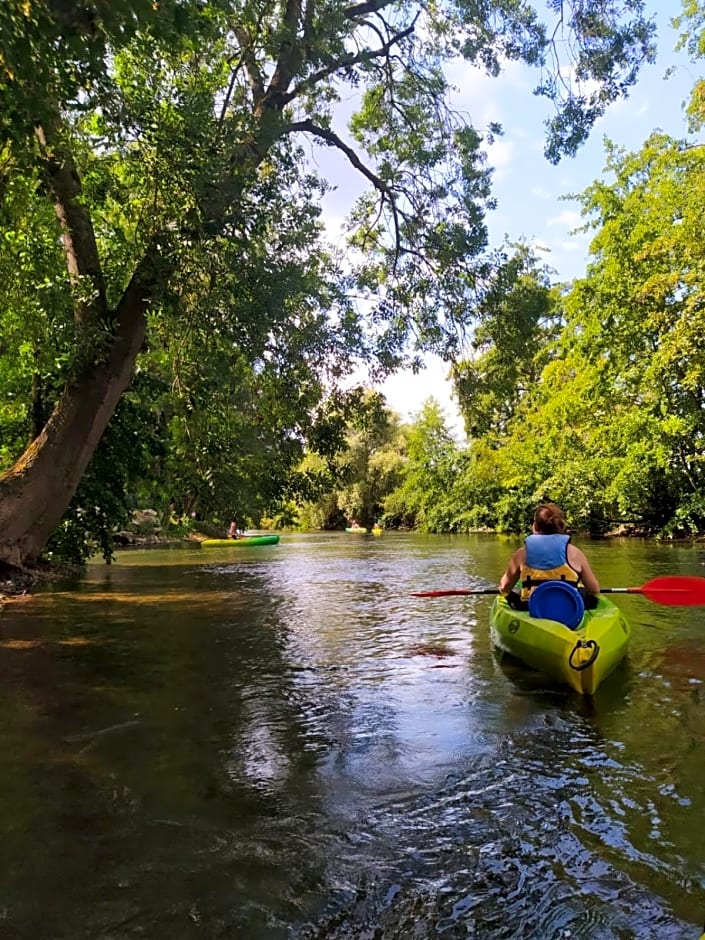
xmin=345 ymin=0 xmax=396 ymax=19
xmin=234 ymin=25 xmax=266 ymax=103
xmin=283 ymin=118 xmax=402 ymax=262
xmin=278 ymin=17 xmax=418 ymax=105
xmin=267 ymin=0 xmax=304 ymax=98
xmin=284 ymin=119 xmax=391 ymax=194
xmin=279 ymin=20 xmax=416 ymax=106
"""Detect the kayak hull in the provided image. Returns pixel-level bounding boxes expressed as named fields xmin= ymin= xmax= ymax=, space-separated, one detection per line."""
xmin=490 ymin=594 xmax=630 ymax=695
xmin=345 ymin=527 xmax=368 ymax=533
xmin=201 ymin=535 xmax=280 ymax=548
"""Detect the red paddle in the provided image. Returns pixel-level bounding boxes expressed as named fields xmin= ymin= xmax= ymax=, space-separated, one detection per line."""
xmin=411 ymin=576 xmax=705 ymax=606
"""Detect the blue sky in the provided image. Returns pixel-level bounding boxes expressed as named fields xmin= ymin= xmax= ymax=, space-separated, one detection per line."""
xmin=317 ymin=1 xmax=698 ymax=433
xmin=475 ymin=1 xmax=694 ymax=282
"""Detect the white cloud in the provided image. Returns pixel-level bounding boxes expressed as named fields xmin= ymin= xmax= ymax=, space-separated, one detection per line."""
xmin=596 ymin=94 xmax=652 ymax=129
xmin=487 ymin=138 xmax=516 ymax=180
xmin=547 ymin=209 xmax=582 ymax=229
xmin=446 ymin=58 xmax=535 ymax=152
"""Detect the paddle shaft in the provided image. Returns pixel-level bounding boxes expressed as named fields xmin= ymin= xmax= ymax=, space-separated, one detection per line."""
xmin=410 ymin=588 xmax=500 ymax=597
xmin=600 ymin=588 xmax=643 ymax=594
xmin=411 ymin=576 xmax=705 ymax=606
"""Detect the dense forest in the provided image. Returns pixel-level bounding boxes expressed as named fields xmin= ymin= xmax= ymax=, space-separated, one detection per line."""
xmin=1 ymin=0 xmax=704 ymax=567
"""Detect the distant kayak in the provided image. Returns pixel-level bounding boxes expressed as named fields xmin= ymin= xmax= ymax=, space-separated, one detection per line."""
xmin=345 ymin=527 xmax=368 ymax=533
xmin=201 ymin=535 xmax=280 ymax=548
xmin=371 ymin=527 xmax=383 ymax=535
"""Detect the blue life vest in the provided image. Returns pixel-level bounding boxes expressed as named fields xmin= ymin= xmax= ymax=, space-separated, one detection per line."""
xmin=520 ymin=533 xmax=580 ymax=601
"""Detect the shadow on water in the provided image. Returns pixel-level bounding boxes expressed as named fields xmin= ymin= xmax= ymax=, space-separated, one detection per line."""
xmin=0 ymin=533 xmax=702 ymax=938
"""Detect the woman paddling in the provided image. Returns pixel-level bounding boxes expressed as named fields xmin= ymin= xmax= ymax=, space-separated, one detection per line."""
xmin=228 ymin=520 xmax=241 ymax=540
xmin=499 ymin=503 xmax=600 ymax=611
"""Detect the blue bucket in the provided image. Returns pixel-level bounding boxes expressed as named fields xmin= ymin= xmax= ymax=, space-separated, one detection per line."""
xmin=528 ymin=581 xmax=585 ymax=629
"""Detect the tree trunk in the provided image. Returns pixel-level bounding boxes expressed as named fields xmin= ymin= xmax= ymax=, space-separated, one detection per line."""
xmin=0 ymin=41 xmax=303 ymax=569
xmin=0 ymin=247 xmax=168 ymax=567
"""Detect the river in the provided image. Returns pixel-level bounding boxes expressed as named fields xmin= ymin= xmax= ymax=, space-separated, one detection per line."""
xmin=0 ymin=532 xmax=703 ymax=938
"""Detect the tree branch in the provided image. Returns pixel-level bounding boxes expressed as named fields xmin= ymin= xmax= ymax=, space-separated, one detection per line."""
xmin=303 ymin=0 xmax=315 ymax=52
xmin=345 ymin=0 xmax=396 ymax=19
xmin=279 ymin=20 xmax=416 ymax=106
xmin=285 ymin=118 xmax=391 ymax=194
xmin=218 ymin=58 xmax=244 ymax=127
xmin=267 ymin=0 xmax=304 ymax=99
xmin=234 ymin=26 xmax=266 ymax=104
xmin=283 ymin=118 xmax=402 ymax=260
xmin=34 ymin=119 xmax=108 ymax=327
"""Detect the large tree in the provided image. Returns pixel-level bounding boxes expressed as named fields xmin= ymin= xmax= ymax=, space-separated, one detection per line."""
xmin=0 ymin=0 xmax=655 ymax=565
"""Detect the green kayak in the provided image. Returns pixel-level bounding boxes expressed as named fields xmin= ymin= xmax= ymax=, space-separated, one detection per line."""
xmin=490 ymin=594 xmax=631 ymax=695
xmin=201 ymin=535 xmax=280 ymax=548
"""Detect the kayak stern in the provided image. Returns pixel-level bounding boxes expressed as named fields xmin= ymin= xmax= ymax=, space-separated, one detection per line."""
xmin=490 ymin=595 xmax=631 ymax=694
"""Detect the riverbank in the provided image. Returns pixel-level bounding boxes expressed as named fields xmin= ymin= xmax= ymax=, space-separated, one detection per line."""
xmin=0 ymin=530 xmax=210 ymax=605
xmin=0 ymin=560 xmax=66 ymax=606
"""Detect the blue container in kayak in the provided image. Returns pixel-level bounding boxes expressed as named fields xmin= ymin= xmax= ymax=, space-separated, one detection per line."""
xmin=528 ymin=581 xmax=585 ymax=629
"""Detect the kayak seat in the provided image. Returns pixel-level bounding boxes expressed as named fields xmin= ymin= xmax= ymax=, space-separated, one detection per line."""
xmin=528 ymin=581 xmax=585 ymax=630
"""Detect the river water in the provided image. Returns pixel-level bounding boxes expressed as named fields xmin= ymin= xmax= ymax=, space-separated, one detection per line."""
xmin=0 ymin=532 xmax=703 ymax=938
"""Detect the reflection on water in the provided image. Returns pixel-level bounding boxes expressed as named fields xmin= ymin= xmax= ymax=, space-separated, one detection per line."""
xmin=0 ymin=533 xmax=703 ymax=938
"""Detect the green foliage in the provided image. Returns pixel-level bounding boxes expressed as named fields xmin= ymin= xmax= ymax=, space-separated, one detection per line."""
xmin=539 ymin=1 xmax=656 ymax=162
xmin=0 ymin=0 xmax=671 ymax=563
xmin=0 ymin=165 xmax=73 ymax=463
xmin=448 ymin=127 xmax=705 ymax=539
xmin=0 ymin=0 xmax=231 ymax=148
xmin=383 ymin=399 xmax=464 ymax=531
xmin=660 ymin=492 xmax=705 ymax=539
xmin=452 ymin=245 xmax=560 ymax=439
xmin=298 ymin=390 xmax=407 ymax=528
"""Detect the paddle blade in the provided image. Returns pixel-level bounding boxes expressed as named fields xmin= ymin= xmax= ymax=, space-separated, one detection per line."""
xmin=410 ymin=588 xmax=499 ymax=598
xmin=637 ymin=575 xmax=705 ymax=606
xmin=603 ymin=576 xmax=705 ymax=605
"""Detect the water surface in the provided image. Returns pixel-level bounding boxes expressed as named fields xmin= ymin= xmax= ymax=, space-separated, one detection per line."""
xmin=0 ymin=533 xmax=703 ymax=938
